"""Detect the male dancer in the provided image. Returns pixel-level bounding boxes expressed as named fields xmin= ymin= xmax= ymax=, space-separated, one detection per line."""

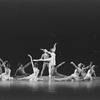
xmin=40 ymin=48 xmax=50 ymax=77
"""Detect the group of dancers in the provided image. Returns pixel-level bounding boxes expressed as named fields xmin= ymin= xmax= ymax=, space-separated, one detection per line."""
xmin=0 ymin=43 xmax=97 ymax=82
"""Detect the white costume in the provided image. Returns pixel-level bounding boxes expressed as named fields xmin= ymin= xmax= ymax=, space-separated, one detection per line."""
xmin=19 ymin=68 xmax=39 ymax=81
xmin=19 ymin=54 xmax=40 ymax=81
xmin=55 ymin=67 xmax=81 ymax=81
xmin=83 ymin=66 xmax=96 ymax=81
xmin=0 ymin=67 xmax=13 ymax=81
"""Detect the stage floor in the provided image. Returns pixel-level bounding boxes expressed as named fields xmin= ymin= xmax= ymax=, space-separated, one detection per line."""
xmin=0 ymin=76 xmax=100 ymax=100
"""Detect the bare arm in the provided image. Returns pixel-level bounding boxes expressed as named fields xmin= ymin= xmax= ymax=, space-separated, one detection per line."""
xmin=83 ymin=62 xmax=92 ymax=70
xmin=28 ymin=54 xmax=34 ymax=72
xmin=83 ymin=66 xmax=89 ymax=70
xmin=40 ymin=53 xmax=47 ymax=59
xmin=23 ymin=62 xmax=31 ymax=69
xmin=2 ymin=61 xmax=8 ymax=68
xmin=41 ymin=49 xmax=52 ymax=55
xmin=14 ymin=68 xmax=19 ymax=76
xmin=70 ymin=62 xmax=78 ymax=69
xmin=93 ymin=71 xmax=97 ymax=78
xmin=33 ymin=57 xmax=51 ymax=62
xmin=53 ymin=43 xmax=57 ymax=50
xmin=0 ymin=58 xmax=3 ymax=63
xmin=56 ymin=62 xmax=65 ymax=68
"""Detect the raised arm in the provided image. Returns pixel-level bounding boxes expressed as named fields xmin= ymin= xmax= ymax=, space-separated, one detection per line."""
xmin=70 ymin=62 xmax=78 ymax=69
xmin=87 ymin=62 xmax=92 ymax=68
xmin=41 ymin=48 xmax=52 ymax=55
xmin=28 ymin=54 xmax=35 ymax=72
xmin=83 ymin=62 xmax=92 ymax=70
xmin=53 ymin=43 xmax=57 ymax=51
xmin=0 ymin=58 xmax=3 ymax=63
xmin=56 ymin=61 xmax=65 ymax=68
xmin=51 ymin=43 xmax=57 ymax=51
xmin=2 ymin=61 xmax=8 ymax=68
xmin=40 ymin=54 xmax=44 ymax=59
xmin=23 ymin=62 xmax=31 ymax=69
xmin=83 ymin=65 xmax=90 ymax=70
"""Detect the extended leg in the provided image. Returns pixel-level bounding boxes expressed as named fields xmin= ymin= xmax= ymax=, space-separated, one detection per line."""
xmin=40 ymin=62 xmax=47 ymax=77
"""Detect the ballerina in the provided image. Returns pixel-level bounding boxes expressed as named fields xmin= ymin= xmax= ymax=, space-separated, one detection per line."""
xmin=83 ymin=65 xmax=97 ymax=81
xmin=18 ymin=54 xmax=40 ymax=81
xmin=0 ymin=61 xmax=13 ymax=81
xmin=80 ymin=62 xmax=92 ymax=78
xmin=55 ymin=62 xmax=82 ymax=81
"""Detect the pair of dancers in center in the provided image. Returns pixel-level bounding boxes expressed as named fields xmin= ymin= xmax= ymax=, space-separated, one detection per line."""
xmin=33 ymin=43 xmax=66 ymax=79
xmin=15 ymin=43 xmax=65 ymax=80
xmin=55 ymin=62 xmax=96 ymax=81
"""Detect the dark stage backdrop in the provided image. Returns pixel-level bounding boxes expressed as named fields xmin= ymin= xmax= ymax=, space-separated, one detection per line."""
xmin=0 ymin=0 xmax=100 ymax=76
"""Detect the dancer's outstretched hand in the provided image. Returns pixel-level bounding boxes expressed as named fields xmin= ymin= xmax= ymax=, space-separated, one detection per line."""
xmin=40 ymin=48 xmax=48 ymax=52
xmin=33 ymin=59 xmax=37 ymax=61
xmin=70 ymin=62 xmax=74 ymax=64
xmin=28 ymin=54 xmax=31 ymax=58
xmin=33 ymin=59 xmax=43 ymax=62
xmin=54 ymin=43 xmax=57 ymax=46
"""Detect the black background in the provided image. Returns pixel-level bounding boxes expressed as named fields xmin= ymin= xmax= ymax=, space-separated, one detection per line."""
xmin=0 ymin=0 xmax=100 ymax=76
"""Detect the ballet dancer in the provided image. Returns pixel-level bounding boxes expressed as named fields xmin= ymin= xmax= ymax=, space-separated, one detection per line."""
xmin=55 ymin=62 xmax=82 ymax=81
xmin=51 ymin=61 xmax=66 ymax=77
xmin=40 ymin=48 xmax=50 ymax=77
xmin=83 ymin=65 xmax=97 ymax=81
xmin=14 ymin=62 xmax=31 ymax=77
xmin=0 ymin=61 xmax=13 ymax=81
xmin=80 ymin=62 xmax=92 ymax=78
xmin=18 ymin=54 xmax=40 ymax=81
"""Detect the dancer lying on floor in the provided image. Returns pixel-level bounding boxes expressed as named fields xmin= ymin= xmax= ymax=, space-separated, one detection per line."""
xmin=14 ymin=62 xmax=31 ymax=77
xmin=83 ymin=65 xmax=97 ymax=81
xmin=18 ymin=54 xmax=40 ymax=81
xmin=55 ymin=62 xmax=83 ymax=81
xmin=0 ymin=61 xmax=13 ymax=81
